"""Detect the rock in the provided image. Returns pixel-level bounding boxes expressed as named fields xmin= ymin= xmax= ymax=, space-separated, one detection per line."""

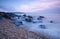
xmin=0 ymin=19 xmax=43 ymax=39
xmin=37 ymin=16 xmax=45 ymax=20
xmin=0 ymin=12 xmax=16 ymax=20
xmin=25 ymin=16 xmax=33 ymax=22
xmin=50 ymin=20 xmax=54 ymax=23
xmin=13 ymin=21 xmax=23 ymax=26
xmin=39 ymin=25 xmax=46 ymax=29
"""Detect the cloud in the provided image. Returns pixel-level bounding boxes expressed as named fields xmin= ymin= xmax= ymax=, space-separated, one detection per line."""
xmin=0 ymin=0 xmax=60 ymax=12
xmin=0 ymin=5 xmax=16 ymax=12
xmin=19 ymin=0 xmax=60 ymax=12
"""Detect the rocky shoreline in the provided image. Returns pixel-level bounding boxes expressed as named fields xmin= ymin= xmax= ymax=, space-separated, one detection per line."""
xmin=0 ymin=19 xmax=49 ymax=39
xmin=0 ymin=12 xmax=60 ymax=39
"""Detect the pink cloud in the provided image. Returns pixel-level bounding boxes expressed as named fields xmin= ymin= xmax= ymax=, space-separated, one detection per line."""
xmin=19 ymin=0 xmax=60 ymax=12
xmin=0 ymin=0 xmax=59 ymax=12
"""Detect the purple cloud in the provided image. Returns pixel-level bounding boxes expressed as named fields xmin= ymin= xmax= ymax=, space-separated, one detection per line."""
xmin=0 ymin=0 xmax=60 ymax=12
xmin=18 ymin=0 xmax=60 ymax=12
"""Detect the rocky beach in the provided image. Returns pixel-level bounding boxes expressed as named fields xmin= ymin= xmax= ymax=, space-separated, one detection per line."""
xmin=0 ymin=12 xmax=60 ymax=39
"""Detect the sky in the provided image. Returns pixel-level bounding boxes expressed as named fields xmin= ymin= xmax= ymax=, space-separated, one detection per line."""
xmin=0 ymin=0 xmax=60 ymax=13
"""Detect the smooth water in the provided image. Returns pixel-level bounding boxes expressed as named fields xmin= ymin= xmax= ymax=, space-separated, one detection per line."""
xmin=13 ymin=13 xmax=60 ymax=39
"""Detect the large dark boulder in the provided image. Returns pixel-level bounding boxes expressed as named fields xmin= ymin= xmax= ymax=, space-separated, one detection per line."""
xmin=25 ymin=16 xmax=33 ymax=22
xmin=0 ymin=12 xmax=15 ymax=20
xmin=50 ymin=20 xmax=54 ymax=23
xmin=37 ymin=16 xmax=45 ymax=20
xmin=39 ymin=25 xmax=46 ymax=29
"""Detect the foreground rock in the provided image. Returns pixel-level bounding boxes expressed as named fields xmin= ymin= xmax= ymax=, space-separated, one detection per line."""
xmin=0 ymin=19 xmax=49 ymax=39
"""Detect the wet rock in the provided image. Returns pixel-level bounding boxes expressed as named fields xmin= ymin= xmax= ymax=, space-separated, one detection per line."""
xmin=50 ymin=20 xmax=54 ymax=23
xmin=39 ymin=25 xmax=46 ymax=29
xmin=37 ymin=16 xmax=45 ymax=20
xmin=0 ymin=12 xmax=16 ymax=20
xmin=25 ymin=16 xmax=33 ymax=22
